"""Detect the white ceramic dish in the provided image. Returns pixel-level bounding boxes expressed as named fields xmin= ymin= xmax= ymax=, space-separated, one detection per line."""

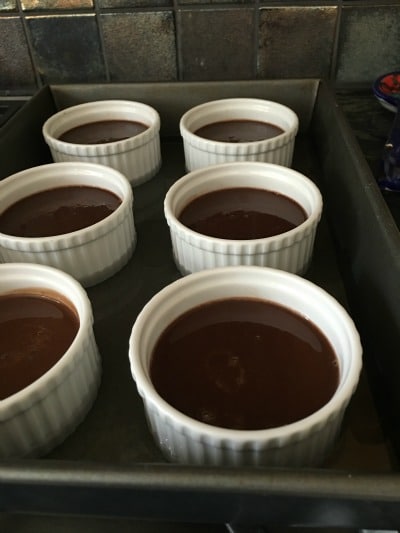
xmin=179 ymin=98 xmax=299 ymax=171
xmin=0 ymin=162 xmax=136 ymax=287
xmin=42 ymin=99 xmax=162 ymax=186
xmin=164 ymin=161 xmax=322 ymax=275
xmin=129 ymin=266 xmax=362 ymax=468
xmin=0 ymin=262 xmax=101 ymax=459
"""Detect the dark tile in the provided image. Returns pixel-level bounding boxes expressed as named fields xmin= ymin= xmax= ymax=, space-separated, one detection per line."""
xmin=179 ymin=8 xmax=254 ymax=81
xmin=22 ymin=0 xmax=93 ymax=9
xmin=0 ymin=1 xmax=17 ymax=11
xmin=0 ymin=16 xmax=36 ymax=92
xmin=258 ymin=6 xmax=337 ymax=79
xmin=99 ymin=0 xmax=171 ymax=7
xmin=27 ymin=14 xmax=106 ymax=84
xmin=336 ymin=5 xmax=400 ymax=84
xmin=101 ymin=12 xmax=177 ymax=82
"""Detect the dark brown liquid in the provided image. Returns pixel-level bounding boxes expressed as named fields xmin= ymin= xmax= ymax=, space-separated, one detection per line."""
xmin=0 ymin=291 xmax=80 ymax=400
xmin=178 ymin=187 xmax=307 ymax=239
xmin=59 ymin=119 xmax=148 ymax=144
xmin=0 ymin=185 xmax=122 ymax=237
xmin=150 ymin=298 xmax=339 ymax=430
xmin=194 ymin=119 xmax=284 ymax=143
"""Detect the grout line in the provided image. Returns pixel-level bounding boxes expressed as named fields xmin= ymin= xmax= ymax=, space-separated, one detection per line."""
xmin=173 ymin=0 xmax=183 ymax=82
xmin=15 ymin=0 xmax=42 ymax=89
xmin=253 ymin=0 xmax=260 ymax=79
xmin=329 ymin=0 xmax=342 ymax=84
xmin=93 ymin=0 xmax=110 ymax=82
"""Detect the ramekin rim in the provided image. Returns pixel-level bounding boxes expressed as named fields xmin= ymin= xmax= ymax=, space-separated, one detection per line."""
xmin=164 ymin=205 xmax=321 ymax=249
xmin=179 ymin=97 xmax=299 ymax=147
xmin=180 ymin=126 xmax=297 ymax=150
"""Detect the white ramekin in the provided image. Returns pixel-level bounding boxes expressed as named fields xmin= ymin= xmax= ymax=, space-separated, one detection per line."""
xmin=129 ymin=266 xmax=362 ymax=468
xmin=164 ymin=161 xmax=322 ymax=275
xmin=0 ymin=262 xmax=101 ymax=459
xmin=42 ymin=100 xmax=162 ymax=186
xmin=179 ymin=98 xmax=299 ymax=171
xmin=0 ymin=162 xmax=136 ymax=288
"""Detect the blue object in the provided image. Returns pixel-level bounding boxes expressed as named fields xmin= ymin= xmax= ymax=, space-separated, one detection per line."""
xmin=372 ymin=71 xmax=400 ymax=191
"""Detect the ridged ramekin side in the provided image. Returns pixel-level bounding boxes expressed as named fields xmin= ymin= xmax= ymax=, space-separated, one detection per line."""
xmin=0 ymin=206 xmax=136 ymax=287
xmin=168 ymin=215 xmax=318 ymax=275
xmin=182 ymin=134 xmax=296 ymax=171
xmin=0 ymin=329 xmax=101 ymax=458
xmin=142 ymin=394 xmax=349 ymax=467
xmin=48 ymin=136 xmax=161 ymax=186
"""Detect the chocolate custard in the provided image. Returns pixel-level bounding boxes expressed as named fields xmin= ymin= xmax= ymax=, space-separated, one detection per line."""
xmin=0 ymin=185 xmax=122 ymax=238
xmin=150 ymin=298 xmax=339 ymax=430
xmin=194 ymin=120 xmax=284 ymax=143
xmin=0 ymin=291 xmax=79 ymax=400
xmin=59 ymin=119 xmax=148 ymax=145
xmin=178 ymin=187 xmax=307 ymax=239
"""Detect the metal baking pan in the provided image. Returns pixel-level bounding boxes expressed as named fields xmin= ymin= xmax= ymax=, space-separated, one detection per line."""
xmin=1 ymin=80 xmax=400 ymax=531
xmin=0 ymin=98 xmax=27 ymax=128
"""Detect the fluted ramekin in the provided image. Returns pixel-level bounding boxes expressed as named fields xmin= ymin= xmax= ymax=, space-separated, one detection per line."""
xmin=129 ymin=266 xmax=362 ymax=468
xmin=179 ymin=98 xmax=298 ymax=171
xmin=0 ymin=262 xmax=101 ymax=459
xmin=164 ymin=161 xmax=322 ymax=275
xmin=0 ymin=162 xmax=135 ymax=287
xmin=42 ymin=100 xmax=161 ymax=186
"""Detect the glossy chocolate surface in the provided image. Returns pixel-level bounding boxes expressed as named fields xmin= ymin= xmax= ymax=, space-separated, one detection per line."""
xmin=59 ymin=119 xmax=148 ymax=145
xmin=150 ymin=297 xmax=339 ymax=430
xmin=194 ymin=119 xmax=284 ymax=143
xmin=0 ymin=185 xmax=122 ymax=238
xmin=0 ymin=291 xmax=79 ymax=400
xmin=178 ymin=187 xmax=307 ymax=239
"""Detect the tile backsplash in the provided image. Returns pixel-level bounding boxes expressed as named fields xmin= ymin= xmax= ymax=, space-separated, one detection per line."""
xmin=0 ymin=0 xmax=399 ymax=94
